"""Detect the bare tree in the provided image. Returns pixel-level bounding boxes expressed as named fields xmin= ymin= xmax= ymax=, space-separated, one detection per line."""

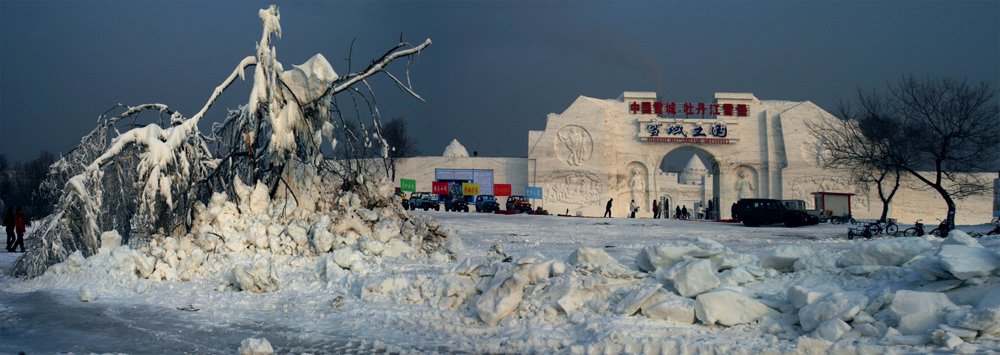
xmin=807 ymin=102 xmax=905 ymax=221
xmin=813 ymin=75 xmax=1000 ymax=226
xmin=379 ymin=116 xmax=419 ymax=181
xmin=855 ymin=165 xmax=903 ymax=222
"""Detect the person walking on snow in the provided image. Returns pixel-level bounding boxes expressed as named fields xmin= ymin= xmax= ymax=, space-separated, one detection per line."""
xmin=652 ymin=200 xmax=659 ymax=219
xmin=604 ymin=199 xmax=613 ymax=218
xmin=629 ymin=200 xmax=638 ymax=218
xmin=12 ymin=207 xmax=26 ymax=253
xmin=697 ymin=205 xmax=705 ymax=220
xmin=5 ymin=207 xmax=14 ymax=252
xmin=681 ymin=205 xmax=689 ymax=219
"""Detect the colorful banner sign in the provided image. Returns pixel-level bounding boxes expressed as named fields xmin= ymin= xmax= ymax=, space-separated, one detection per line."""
xmin=495 ymin=184 xmax=512 ymax=196
xmin=400 ymin=179 xmax=416 ymax=192
xmin=435 ymin=169 xmax=494 ymax=195
xmin=462 ymin=183 xmax=480 ymax=196
xmin=526 ymin=186 xmax=543 ymax=199
xmin=432 ymin=181 xmax=449 ymax=195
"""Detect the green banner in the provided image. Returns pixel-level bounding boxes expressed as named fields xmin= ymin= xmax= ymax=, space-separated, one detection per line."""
xmin=401 ymin=179 xmax=416 ymax=192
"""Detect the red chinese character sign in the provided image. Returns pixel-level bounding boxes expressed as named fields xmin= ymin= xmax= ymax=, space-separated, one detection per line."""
xmin=630 ymin=98 xmax=747 ymax=144
xmin=494 ymin=184 xmax=512 ymax=196
xmin=432 ymin=181 xmax=449 ymax=195
xmin=630 ymin=101 xmax=749 ymax=118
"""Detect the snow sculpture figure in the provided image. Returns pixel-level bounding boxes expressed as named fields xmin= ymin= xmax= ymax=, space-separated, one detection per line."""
xmin=735 ymin=170 xmax=755 ymax=200
xmin=557 ymin=126 xmax=589 ymax=166
xmin=628 ymin=167 xmax=645 ymax=209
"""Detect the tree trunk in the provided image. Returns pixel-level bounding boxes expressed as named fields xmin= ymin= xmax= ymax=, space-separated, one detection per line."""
xmin=876 ymin=170 xmax=901 ymax=221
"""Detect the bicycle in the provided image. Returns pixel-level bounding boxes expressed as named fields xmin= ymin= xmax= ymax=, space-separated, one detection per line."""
xmin=928 ymin=219 xmax=951 ymax=238
xmin=830 ymin=214 xmax=856 ymax=225
xmin=867 ymin=219 xmax=899 ymax=237
xmin=988 ymin=217 xmax=1000 ymax=236
xmin=902 ymin=219 xmax=925 ymax=237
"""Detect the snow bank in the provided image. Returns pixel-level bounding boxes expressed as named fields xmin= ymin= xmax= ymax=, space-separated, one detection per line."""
xmin=937 ymin=244 xmax=1000 ymax=280
xmin=797 ymin=291 xmax=868 ymax=331
xmin=25 ymin=182 xmax=1000 ymax=354
xmin=238 ymin=337 xmax=274 ymax=355
xmin=694 ymin=289 xmax=773 ymax=326
xmin=761 ymin=245 xmax=813 ymax=272
xmin=40 ymin=161 xmax=460 ymax=299
xmin=664 ymin=259 xmax=719 ymax=297
xmin=837 ymin=237 xmax=932 ymax=267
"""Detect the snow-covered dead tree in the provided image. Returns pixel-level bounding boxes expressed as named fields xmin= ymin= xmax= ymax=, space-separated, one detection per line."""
xmin=13 ymin=5 xmax=431 ymax=278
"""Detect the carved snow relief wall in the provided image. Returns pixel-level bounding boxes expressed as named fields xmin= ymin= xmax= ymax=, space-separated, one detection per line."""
xmin=800 ymin=134 xmax=824 ymax=168
xmin=547 ymin=170 xmax=602 ymax=205
xmin=554 ymin=125 xmax=593 ymax=166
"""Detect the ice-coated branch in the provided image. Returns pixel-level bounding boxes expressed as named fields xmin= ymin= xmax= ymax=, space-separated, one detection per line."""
xmin=192 ymin=55 xmax=259 ymax=127
xmin=326 ymin=39 xmax=432 ymax=100
xmin=86 ymin=56 xmax=257 ymax=173
xmin=382 ymin=70 xmax=424 ymax=101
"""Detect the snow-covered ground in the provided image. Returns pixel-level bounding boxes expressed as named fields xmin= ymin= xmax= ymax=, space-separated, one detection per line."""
xmin=2 ymin=212 xmax=999 ymax=354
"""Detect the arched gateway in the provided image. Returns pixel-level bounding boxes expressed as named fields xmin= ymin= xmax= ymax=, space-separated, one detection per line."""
xmin=395 ymin=91 xmax=994 ymax=224
xmin=527 ymin=91 xmax=848 ymax=218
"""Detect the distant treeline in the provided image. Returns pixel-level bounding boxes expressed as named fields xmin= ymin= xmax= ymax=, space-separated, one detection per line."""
xmin=0 ymin=151 xmax=57 ymax=223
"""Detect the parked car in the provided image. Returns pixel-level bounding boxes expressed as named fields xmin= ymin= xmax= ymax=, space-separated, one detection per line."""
xmin=733 ymin=198 xmax=819 ymax=227
xmin=475 ymin=195 xmax=500 ymax=213
xmin=781 ymin=199 xmax=827 ymax=222
xmin=409 ymin=192 xmax=440 ymax=211
xmin=444 ymin=195 xmax=470 ymax=212
xmin=395 ymin=190 xmax=409 ymax=210
xmin=506 ymin=195 xmax=532 ymax=213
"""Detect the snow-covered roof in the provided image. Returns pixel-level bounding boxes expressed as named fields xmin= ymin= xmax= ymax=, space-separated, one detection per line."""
xmin=442 ymin=139 xmax=469 ymax=157
xmin=683 ymin=155 xmax=707 ymax=172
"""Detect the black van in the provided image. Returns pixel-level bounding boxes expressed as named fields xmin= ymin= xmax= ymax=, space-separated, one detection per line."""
xmin=733 ymin=199 xmax=819 ymax=227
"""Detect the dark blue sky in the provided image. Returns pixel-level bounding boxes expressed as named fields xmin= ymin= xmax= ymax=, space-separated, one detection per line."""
xmin=2 ymin=1 xmax=998 ymax=164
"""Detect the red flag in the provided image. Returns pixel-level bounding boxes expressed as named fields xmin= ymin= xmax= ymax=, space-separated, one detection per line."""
xmin=494 ymin=184 xmax=512 ymax=196
xmin=432 ymin=181 xmax=449 ymax=195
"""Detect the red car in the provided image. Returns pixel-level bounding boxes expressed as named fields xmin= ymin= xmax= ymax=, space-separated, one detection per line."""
xmin=505 ymin=195 xmax=532 ymax=213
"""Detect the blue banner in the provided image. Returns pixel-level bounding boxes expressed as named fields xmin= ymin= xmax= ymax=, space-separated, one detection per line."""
xmin=526 ymin=186 xmax=543 ymax=199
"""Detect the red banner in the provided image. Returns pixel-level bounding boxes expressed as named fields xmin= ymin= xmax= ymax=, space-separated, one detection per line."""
xmin=432 ymin=181 xmax=449 ymax=195
xmin=494 ymin=184 xmax=512 ymax=196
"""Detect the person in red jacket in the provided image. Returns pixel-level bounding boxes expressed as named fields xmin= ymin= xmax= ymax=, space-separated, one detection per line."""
xmin=12 ymin=207 xmax=26 ymax=253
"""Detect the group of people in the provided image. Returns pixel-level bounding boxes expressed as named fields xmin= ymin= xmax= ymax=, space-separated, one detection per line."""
xmin=5 ymin=207 xmax=26 ymax=253
xmin=654 ymin=202 xmax=700 ymax=220
xmin=604 ymin=199 xmax=710 ymax=220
